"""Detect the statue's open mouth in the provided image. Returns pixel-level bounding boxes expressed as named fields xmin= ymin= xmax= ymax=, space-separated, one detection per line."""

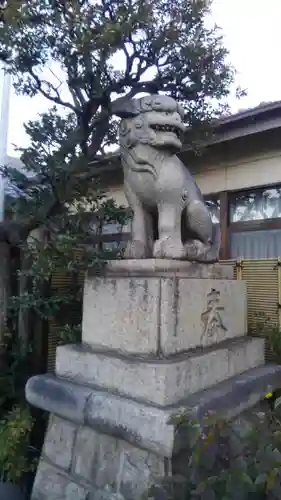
xmin=150 ymin=124 xmax=182 ymax=138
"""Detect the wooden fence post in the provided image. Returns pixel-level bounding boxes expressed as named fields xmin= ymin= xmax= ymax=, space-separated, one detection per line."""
xmin=236 ymin=258 xmax=243 ymax=280
xmin=277 ymin=257 xmax=281 ymax=331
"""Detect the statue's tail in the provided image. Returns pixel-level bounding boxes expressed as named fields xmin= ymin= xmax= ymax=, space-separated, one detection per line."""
xmin=208 ymin=223 xmax=221 ymax=262
xmin=183 ymin=224 xmax=221 ymax=263
xmin=185 ymin=200 xmax=214 ymax=243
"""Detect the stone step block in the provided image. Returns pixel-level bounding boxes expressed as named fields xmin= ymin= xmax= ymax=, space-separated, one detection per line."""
xmin=56 ymin=337 xmax=264 ymax=407
xmin=82 ymin=264 xmax=246 ymax=356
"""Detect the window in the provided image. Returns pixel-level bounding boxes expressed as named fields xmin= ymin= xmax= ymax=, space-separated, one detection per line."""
xmin=229 ymin=186 xmax=281 ymax=259
xmin=90 ymin=217 xmax=131 ymax=238
xmin=102 ymin=221 xmax=132 ymax=234
xmin=103 ymin=240 xmax=127 ymax=252
xmin=102 ymin=222 xmax=124 ymax=234
xmin=230 ymin=187 xmax=281 ymax=222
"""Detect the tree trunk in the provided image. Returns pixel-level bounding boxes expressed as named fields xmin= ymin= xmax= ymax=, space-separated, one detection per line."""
xmin=0 ymin=242 xmax=9 ymax=349
xmin=17 ymin=249 xmax=31 ymax=358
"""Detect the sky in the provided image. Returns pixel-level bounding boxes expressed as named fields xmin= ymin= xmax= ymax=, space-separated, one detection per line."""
xmin=2 ymin=0 xmax=281 ymax=156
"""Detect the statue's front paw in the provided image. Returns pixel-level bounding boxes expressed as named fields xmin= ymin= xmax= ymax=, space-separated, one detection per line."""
xmin=124 ymin=240 xmax=150 ymax=259
xmin=153 ymin=236 xmax=186 ymax=259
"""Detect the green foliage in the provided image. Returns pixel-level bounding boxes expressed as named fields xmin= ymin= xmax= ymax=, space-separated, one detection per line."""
xmin=249 ymin=312 xmax=281 ymax=364
xmin=274 ymin=396 xmax=281 ymax=410
xmin=8 ymin=199 xmax=126 ymax=319
xmin=0 ymin=327 xmax=35 ymax=412
xmin=0 ymin=330 xmax=36 ymax=486
xmin=6 ymin=182 xmax=129 ymax=353
xmin=57 ymin=323 xmax=82 ymax=345
xmin=267 ymin=326 xmax=281 ymax=364
xmin=147 ymin=408 xmax=281 ymax=500
xmin=248 ymin=311 xmax=272 ymax=337
xmin=0 ymin=406 xmax=35 ymax=484
xmin=0 ymin=0 xmax=235 ymax=119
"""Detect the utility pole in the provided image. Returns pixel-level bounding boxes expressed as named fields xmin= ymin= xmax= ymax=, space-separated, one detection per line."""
xmin=0 ymin=66 xmax=11 ymax=345
xmin=0 ymin=66 xmax=11 ymax=221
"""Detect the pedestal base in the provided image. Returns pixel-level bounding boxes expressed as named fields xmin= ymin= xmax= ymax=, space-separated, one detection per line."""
xmin=27 ymin=365 xmax=281 ymax=500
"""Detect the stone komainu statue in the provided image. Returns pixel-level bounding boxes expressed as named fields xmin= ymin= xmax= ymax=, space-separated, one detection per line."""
xmin=114 ymin=94 xmax=220 ymax=262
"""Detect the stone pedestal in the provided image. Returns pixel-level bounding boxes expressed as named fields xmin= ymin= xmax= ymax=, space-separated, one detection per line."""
xmin=26 ymin=260 xmax=280 ymax=500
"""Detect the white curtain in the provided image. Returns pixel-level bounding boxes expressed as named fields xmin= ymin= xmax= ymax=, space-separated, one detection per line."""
xmin=231 ymin=229 xmax=281 ymax=259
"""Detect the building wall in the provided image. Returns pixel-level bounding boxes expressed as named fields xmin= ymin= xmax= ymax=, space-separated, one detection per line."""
xmin=107 ymin=186 xmax=128 ymax=207
xmin=194 ymin=149 xmax=281 ymax=195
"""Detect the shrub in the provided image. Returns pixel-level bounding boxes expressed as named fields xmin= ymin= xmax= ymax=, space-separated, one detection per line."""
xmin=0 ymin=406 xmax=35 ymax=484
xmin=147 ymin=401 xmax=281 ymax=500
xmin=0 ymin=331 xmax=37 ymax=489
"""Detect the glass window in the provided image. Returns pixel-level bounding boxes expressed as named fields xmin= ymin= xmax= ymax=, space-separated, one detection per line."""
xmin=102 ymin=222 xmax=122 ymax=234
xmin=91 ymin=220 xmax=131 ymax=235
xmin=230 ymin=187 xmax=281 ymax=222
xmin=103 ymin=241 xmax=120 ymax=251
xmin=103 ymin=240 xmax=128 ymax=254
xmin=205 ymin=198 xmax=220 ymax=224
xmin=102 ymin=220 xmax=132 ymax=234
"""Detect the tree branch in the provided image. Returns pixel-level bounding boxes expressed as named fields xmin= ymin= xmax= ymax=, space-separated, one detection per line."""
xmin=123 ymin=44 xmax=134 ymax=81
xmin=29 ymin=67 xmax=78 ymax=113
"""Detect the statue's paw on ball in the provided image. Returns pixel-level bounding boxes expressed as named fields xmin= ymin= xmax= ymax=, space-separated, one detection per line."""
xmin=184 ymin=239 xmax=218 ymax=263
xmin=184 ymin=239 xmax=205 ymax=260
xmin=153 ymin=236 xmax=186 ymax=259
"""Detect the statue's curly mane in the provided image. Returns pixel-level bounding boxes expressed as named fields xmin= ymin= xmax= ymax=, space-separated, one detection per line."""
xmin=120 ymin=144 xmax=158 ymax=178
